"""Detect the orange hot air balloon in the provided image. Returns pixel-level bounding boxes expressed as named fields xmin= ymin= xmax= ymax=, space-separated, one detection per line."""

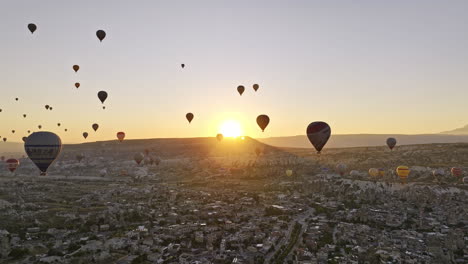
xmin=186 ymin=113 xmax=194 ymax=123
xmin=75 ymin=82 xmax=80 ymax=88
xmin=237 ymin=85 xmax=245 ymax=96
xmin=117 ymin=132 xmax=125 ymax=142
xmin=451 ymin=167 xmax=462 ymax=177
xmin=369 ymin=168 xmax=379 ymax=177
xmin=216 ymin=133 xmax=223 ymax=142
xmin=396 ymin=166 xmax=410 ymax=181
xmin=256 ymin=115 xmax=270 ymax=132
xmin=73 ymin=65 xmax=79 ymax=72
xmin=6 ymin=159 xmax=19 ymax=173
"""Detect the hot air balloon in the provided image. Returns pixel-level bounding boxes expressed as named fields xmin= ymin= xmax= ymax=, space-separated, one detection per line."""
xmin=154 ymin=156 xmax=161 ymax=166
xmin=286 ymin=169 xmax=293 ymax=177
xmin=306 ymin=122 xmax=331 ymax=154
xmin=75 ymin=83 xmax=80 ymax=88
xmin=22 ymin=137 xmax=27 ymax=142
xmin=98 ymin=91 xmax=108 ymax=104
xmin=134 ymin=153 xmax=144 ymax=165
xmin=386 ymin=138 xmax=397 ymax=150
xmin=336 ymin=163 xmax=347 ymax=176
xmin=117 ymin=132 xmax=125 ymax=142
xmin=73 ymin=65 xmax=79 ymax=72
xmin=253 ymin=84 xmax=259 ymax=92
xmin=181 ymin=64 xmax=185 ymax=68
xmin=76 ymin=154 xmax=85 ymax=163
xmin=27 ymin=23 xmax=37 ymax=34
xmin=255 ymin=147 xmax=262 ymax=157
xmin=38 ymin=125 xmax=42 ymax=129
xmin=49 ymin=107 xmax=53 ymax=111
xmin=396 ymin=166 xmax=410 ymax=181
xmin=25 ymin=131 xmax=62 ymax=175
xmin=102 ymin=106 xmax=106 ymax=110
xmin=99 ymin=168 xmax=107 ymax=177
xmin=369 ymin=168 xmax=379 ymax=177
xmin=64 ymin=129 xmax=67 ymax=132
xmin=83 ymin=132 xmax=88 ymax=139
xmin=216 ymin=133 xmax=223 ymax=142
xmin=2 ymin=138 xmax=6 ymax=142
xmin=237 ymin=85 xmax=245 ymax=96
xmin=378 ymin=168 xmax=386 ymax=177
xmin=432 ymin=169 xmax=445 ymax=179
xmin=451 ymin=167 xmax=462 ymax=177
xmin=6 ymin=159 xmax=19 ymax=173
xmin=96 ymin=30 xmax=106 ymax=42
xmin=256 ymin=115 xmax=270 ymax=132
xmin=57 ymin=123 xmax=61 ymax=127
xmin=186 ymin=113 xmax=194 ymax=123
xmin=23 ymin=114 xmax=26 ymax=118
xmin=27 ymin=130 xmax=30 ymax=133
xmin=15 ymin=98 xmax=18 ymax=101
xmin=45 ymin=105 xmax=49 ymax=110
xmin=11 ymin=130 xmax=15 ymax=134
xmin=92 ymin=123 xmax=99 ymax=132
xmin=0 ymin=109 xmax=2 ymax=112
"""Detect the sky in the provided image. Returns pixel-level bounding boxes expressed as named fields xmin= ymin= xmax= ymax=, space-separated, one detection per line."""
xmin=1 ymin=0 xmax=468 ymax=143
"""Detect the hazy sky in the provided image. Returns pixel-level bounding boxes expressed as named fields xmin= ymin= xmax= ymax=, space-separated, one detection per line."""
xmin=1 ymin=0 xmax=468 ymax=143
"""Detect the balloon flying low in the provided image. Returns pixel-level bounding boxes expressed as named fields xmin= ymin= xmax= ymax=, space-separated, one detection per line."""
xmin=117 ymin=132 xmax=125 ymax=142
xmin=134 ymin=153 xmax=144 ymax=165
xmin=216 ymin=133 xmax=223 ymax=142
xmin=386 ymin=138 xmax=397 ymax=150
xmin=369 ymin=168 xmax=379 ymax=177
xmin=6 ymin=159 xmax=19 ymax=173
xmin=186 ymin=113 xmax=194 ymax=123
xmin=451 ymin=167 xmax=462 ymax=177
xmin=286 ymin=169 xmax=293 ymax=177
xmin=336 ymin=163 xmax=347 ymax=176
xmin=256 ymin=115 xmax=270 ymax=132
xmin=25 ymin=131 xmax=62 ymax=176
xmin=396 ymin=166 xmax=410 ymax=179
xmin=306 ymin=122 xmax=331 ymax=154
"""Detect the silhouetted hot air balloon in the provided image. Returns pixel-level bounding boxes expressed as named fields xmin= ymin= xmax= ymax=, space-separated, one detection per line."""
xmin=15 ymin=98 xmax=18 ymax=101
xmin=25 ymin=131 xmax=62 ymax=175
xmin=27 ymin=23 xmax=37 ymax=34
xmin=64 ymin=129 xmax=67 ymax=132
xmin=49 ymin=107 xmax=53 ymax=111
xmin=451 ymin=167 xmax=462 ymax=177
xmin=386 ymin=138 xmax=397 ymax=150
xmin=6 ymin=159 xmax=19 ymax=173
xmin=369 ymin=168 xmax=379 ymax=177
xmin=336 ymin=163 xmax=347 ymax=176
xmin=0 ymin=109 xmax=2 ymax=112
xmin=237 ymin=85 xmax=245 ymax=96
xmin=75 ymin=83 xmax=80 ymax=88
xmin=134 ymin=153 xmax=144 ymax=165
xmin=286 ymin=169 xmax=293 ymax=177
xmin=83 ymin=132 xmax=88 ymax=139
xmin=2 ymin=138 xmax=6 ymax=142
xmin=96 ymin=30 xmax=106 ymax=42
xmin=216 ymin=133 xmax=223 ymax=142
xmin=253 ymin=84 xmax=259 ymax=92
xmin=22 ymin=137 xmax=27 ymax=142
xmin=73 ymin=65 xmax=79 ymax=72
xmin=181 ymin=64 xmax=185 ymax=68
xmin=102 ymin=106 xmax=106 ymax=110
xmin=306 ymin=122 xmax=331 ymax=154
xmin=57 ymin=123 xmax=61 ymax=127
xmin=38 ymin=125 xmax=42 ymax=129
xmin=23 ymin=114 xmax=26 ymax=118
xmin=11 ymin=130 xmax=15 ymax=134
xmin=117 ymin=132 xmax=125 ymax=142
xmin=45 ymin=105 xmax=49 ymax=110
xmin=92 ymin=123 xmax=99 ymax=132
xmin=256 ymin=115 xmax=270 ymax=132
xmin=186 ymin=113 xmax=194 ymax=123
xmin=396 ymin=166 xmax=410 ymax=181
xmin=27 ymin=130 xmax=30 ymax=133
xmin=98 ymin=91 xmax=108 ymax=104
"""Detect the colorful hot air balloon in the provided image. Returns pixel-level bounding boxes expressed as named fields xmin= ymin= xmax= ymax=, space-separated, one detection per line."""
xmin=96 ymin=30 xmax=106 ymax=42
xmin=25 ymin=131 xmax=62 ymax=175
xmin=73 ymin=65 xmax=79 ymax=72
xmin=237 ymin=85 xmax=245 ymax=96
xmin=75 ymin=83 xmax=80 ymax=88
xmin=451 ymin=167 xmax=462 ymax=177
xmin=253 ymin=84 xmax=259 ymax=92
xmin=92 ymin=123 xmax=99 ymax=132
xmin=369 ymin=168 xmax=379 ymax=177
xmin=306 ymin=122 xmax=331 ymax=154
xmin=286 ymin=169 xmax=293 ymax=177
xmin=83 ymin=132 xmax=88 ymax=139
xmin=28 ymin=23 xmax=37 ymax=34
xmin=6 ymin=159 xmax=19 ymax=173
xmin=336 ymin=163 xmax=347 ymax=176
xmin=386 ymin=138 xmax=397 ymax=150
xmin=98 ymin=91 xmax=108 ymax=104
xmin=186 ymin=113 xmax=194 ymax=123
xmin=117 ymin=132 xmax=125 ymax=142
xmin=378 ymin=168 xmax=386 ymax=177
xmin=396 ymin=166 xmax=410 ymax=180
xmin=216 ymin=133 xmax=223 ymax=142
xmin=256 ymin=115 xmax=270 ymax=132
xmin=134 ymin=153 xmax=144 ymax=165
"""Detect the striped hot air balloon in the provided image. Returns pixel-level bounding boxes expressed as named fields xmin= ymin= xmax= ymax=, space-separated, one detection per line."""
xmin=24 ymin=132 xmax=62 ymax=176
xmin=6 ymin=159 xmax=19 ymax=173
xmin=396 ymin=166 xmax=410 ymax=180
xmin=451 ymin=167 xmax=462 ymax=177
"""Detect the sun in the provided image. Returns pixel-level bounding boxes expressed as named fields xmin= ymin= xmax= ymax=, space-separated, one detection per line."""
xmin=219 ymin=120 xmax=243 ymax=138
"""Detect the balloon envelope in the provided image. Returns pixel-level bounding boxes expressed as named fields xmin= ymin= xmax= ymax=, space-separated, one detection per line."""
xmin=6 ymin=159 xmax=19 ymax=172
xmin=336 ymin=163 xmax=347 ymax=176
xmin=286 ymin=169 xmax=293 ymax=177
xmin=73 ymin=65 xmax=79 ymax=72
xmin=83 ymin=132 xmax=88 ymax=139
xmin=253 ymin=84 xmax=259 ymax=92
xmin=451 ymin=167 xmax=462 ymax=177
xmin=24 ymin=132 xmax=62 ymax=175
xmin=186 ymin=113 xmax=194 ymax=123
xmin=96 ymin=30 xmax=106 ymax=42
xmin=117 ymin=132 xmax=125 ymax=142
xmin=75 ymin=83 xmax=80 ymax=88
xmin=256 ymin=115 xmax=270 ymax=132
xmin=98 ymin=91 xmax=108 ymax=104
xmin=369 ymin=168 xmax=379 ymax=177
xmin=92 ymin=124 xmax=99 ymax=132
xmin=134 ymin=153 xmax=144 ymax=165
xmin=306 ymin=122 xmax=331 ymax=154
xmin=216 ymin=133 xmax=223 ymax=142
xmin=22 ymin=137 xmax=27 ymax=142
xmin=28 ymin=23 xmax=37 ymax=34
xmin=396 ymin=166 xmax=410 ymax=179
xmin=237 ymin=85 xmax=245 ymax=96
xmin=386 ymin=138 xmax=397 ymax=150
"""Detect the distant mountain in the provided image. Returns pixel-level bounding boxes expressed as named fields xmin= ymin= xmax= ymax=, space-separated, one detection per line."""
xmin=440 ymin=124 xmax=468 ymax=135
xmin=257 ymin=134 xmax=468 ymax=149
